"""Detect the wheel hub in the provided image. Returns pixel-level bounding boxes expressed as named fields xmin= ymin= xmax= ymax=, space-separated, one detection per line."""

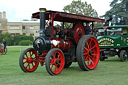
xmin=89 ymin=51 xmax=93 ymax=56
xmin=55 ymin=60 xmax=59 ymax=64
xmin=26 ymin=57 xmax=32 ymax=63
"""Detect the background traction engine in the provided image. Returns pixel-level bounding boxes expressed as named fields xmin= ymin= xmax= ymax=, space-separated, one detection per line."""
xmin=19 ymin=8 xmax=100 ymax=75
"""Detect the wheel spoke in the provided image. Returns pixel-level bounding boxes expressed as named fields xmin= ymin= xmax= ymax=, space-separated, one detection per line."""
xmin=84 ymin=47 xmax=88 ymax=51
xmin=50 ymin=64 xmax=54 ymax=72
xmin=29 ymin=51 xmax=31 ymax=56
xmin=23 ymin=57 xmax=26 ymax=59
xmin=31 ymin=53 xmax=34 ymax=57
xmin=83 ymin=52 xmax=88 ymax=56
xmin=84 ymin=56 xmax=88 ymax=61
xmin=87 ymin=60 xmax=90 ymax=66
xmin=25 ymin=54 xmax=28 ymax=58
xmin=86 ymin=42 xmax=89 ymax=49
xmin=26 ymin=63 xmax=30 ymax=68
xmin=57 ymin=55 xmax=61 ymax=61
xmin=50 ymin=59 xmax=54 ymax=65
xmin=55 ymin=66 xmax=58 ymax=71
xmin=89 ymin=39 xmax=92 ymax=46
xmin=90 ymin=58 xmax=94 ymax=65
xmin=90 ymin=45 xmax=96 ymax=50
xmin=23 ymin=61 xmax=27 ymax=64
xmin=31 ymin=62 xmax=34 ymax=67
xmin=52 ymin=53 xmax=56 ymax=59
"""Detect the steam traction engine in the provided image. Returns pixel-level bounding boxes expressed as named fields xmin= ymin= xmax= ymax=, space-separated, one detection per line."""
xmin=19 ymin=8 xmax=105 ymax=75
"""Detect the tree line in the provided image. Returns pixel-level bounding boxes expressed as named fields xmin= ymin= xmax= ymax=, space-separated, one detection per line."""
xmin=104 ymin=0 xmax=128 ymax=25
xmin=0 ymin=33 xmax=34 ymax=46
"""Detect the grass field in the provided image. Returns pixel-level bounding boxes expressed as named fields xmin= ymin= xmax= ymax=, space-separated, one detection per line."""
xmin=0 ymin=46 xmax=128 ymax=85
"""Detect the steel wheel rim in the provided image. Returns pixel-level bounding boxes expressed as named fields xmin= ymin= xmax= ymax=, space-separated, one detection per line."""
xmin=83 ymin=37 xmax=99 ymax=69
xmin=74 ymin=24 xmax=85 ymax=44
xmin=49 ymin=50 xmax=64 ymax=74
xmin=23 ymin=49 xmax=39 ymax=71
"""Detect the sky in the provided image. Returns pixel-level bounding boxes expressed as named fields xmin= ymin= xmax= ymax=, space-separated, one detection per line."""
xmin=0 ymin=0 xmax=113 ymax=21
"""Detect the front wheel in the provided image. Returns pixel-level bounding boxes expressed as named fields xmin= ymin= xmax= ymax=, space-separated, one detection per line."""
xmin=120 ymin=50 xmax=127 ymax=62
xmin=19 ymin=48 xmax=39 ymax=72
xmin=45 ymin=48 xmax=65 ymax=75
xmin=76 ymin=35 xmax=100 ymax=71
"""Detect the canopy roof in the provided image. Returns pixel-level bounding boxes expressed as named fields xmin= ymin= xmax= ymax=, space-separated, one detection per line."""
xmin=32 ymin=10 xmax=105 ymax=23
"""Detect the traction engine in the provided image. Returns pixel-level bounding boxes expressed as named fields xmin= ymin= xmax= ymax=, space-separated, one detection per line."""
xmin=19 ymin=8 xmax=102 ymax=75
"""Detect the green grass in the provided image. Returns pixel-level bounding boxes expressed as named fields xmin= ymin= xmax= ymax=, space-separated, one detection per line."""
xmin=0 ymin=46 xmax=128 ymax=85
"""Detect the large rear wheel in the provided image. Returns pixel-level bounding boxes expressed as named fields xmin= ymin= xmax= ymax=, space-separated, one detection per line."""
xmin=76 ymin=35 xmax=100 ymax=71
xmin=19 ymin=48 xmax=39 ymax=72
xmin=45 ymin=48 xmax=65 ymax=75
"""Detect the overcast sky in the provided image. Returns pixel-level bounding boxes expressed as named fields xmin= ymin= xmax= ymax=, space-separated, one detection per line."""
xmin=0 ymin=0 xmax=112 ymax=21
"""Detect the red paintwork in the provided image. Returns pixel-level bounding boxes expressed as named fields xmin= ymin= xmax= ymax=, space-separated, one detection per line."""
xmin=73 ymin=24 xmax=85 ymax=44
xmin=41 ymin=52 xmax=48 ymax=57
xmin=32 ymin=11 xmax=105 ymax=23
xmin=83 ymin=37 xmax=100 ymax=69
xmin=56 ymin=27 xmax=60 ymax=31
xmin=103 ymin=27 xmax=107 ymax=30
xmin=51 ymin=38 xmax=72 ymax=51
xmin=32 ymin=10 xmax=105 ymax=37
xmin=23 ymin=49 xmax=39 ymax=72
xmin=49 ymin=50 xmax=65 ymax=74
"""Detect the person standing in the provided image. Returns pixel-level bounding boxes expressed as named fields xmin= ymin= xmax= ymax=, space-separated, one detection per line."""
xmin=3 ymin=39 xmax=6 ymax=52
xmin=84 ymin=22 xmax=91 ymax=35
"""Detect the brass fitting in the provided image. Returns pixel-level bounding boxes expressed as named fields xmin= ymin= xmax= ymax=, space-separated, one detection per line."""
xmin=39 ymin=8 xmax=46 ymax=12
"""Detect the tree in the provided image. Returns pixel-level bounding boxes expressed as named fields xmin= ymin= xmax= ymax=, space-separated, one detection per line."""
xmin=63 ymin=0 xmax=98 ymax=17
xmin=63 ymin=0 xmax=102 ymax=28
xmin=0 ymin=34 xmax=4 ymax=44
xmin=104 ymin=0 xmax=128 ymax=25
xmin=0 ymin=32 xmax=13 ymax=45
xmin=13 ymin=35 xmax=34 ymax=45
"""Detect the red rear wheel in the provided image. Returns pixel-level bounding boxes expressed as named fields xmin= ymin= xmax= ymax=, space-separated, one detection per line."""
xmin=45 ymin=48 xmax=65 ymax=75
xmin=76 ymin=35 xmax=100 ymax=71
xmin=19 ymin=48 xmax=39 ymax=72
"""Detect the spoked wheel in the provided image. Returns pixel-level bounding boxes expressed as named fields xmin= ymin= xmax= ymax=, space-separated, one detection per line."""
xmin=72 ymin=23 xmax=85 ymax=44
xmin=64 ymin=61 xmax=72 ymax=68
xmin=45 ymin=48 xmax=65 ymax=75
xmin=19 ymin=48 xmax=39 ymax=72
xmin=76 ymin=35 xmax=100 ymax=71
xmin=120 ymin=50 xmax=127 ymax=62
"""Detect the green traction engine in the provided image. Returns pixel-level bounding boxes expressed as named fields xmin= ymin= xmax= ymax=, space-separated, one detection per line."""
xmin=96 ymin=26 xmax=128 ymax=62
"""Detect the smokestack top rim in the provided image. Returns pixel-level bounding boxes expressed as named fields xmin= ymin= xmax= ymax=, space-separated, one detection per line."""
xmin=39 ymin=8 xmax=46 ymax=12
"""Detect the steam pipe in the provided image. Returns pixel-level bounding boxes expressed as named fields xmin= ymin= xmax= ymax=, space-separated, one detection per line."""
xmin=39 ymin=8 xmax=46 ymax=36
